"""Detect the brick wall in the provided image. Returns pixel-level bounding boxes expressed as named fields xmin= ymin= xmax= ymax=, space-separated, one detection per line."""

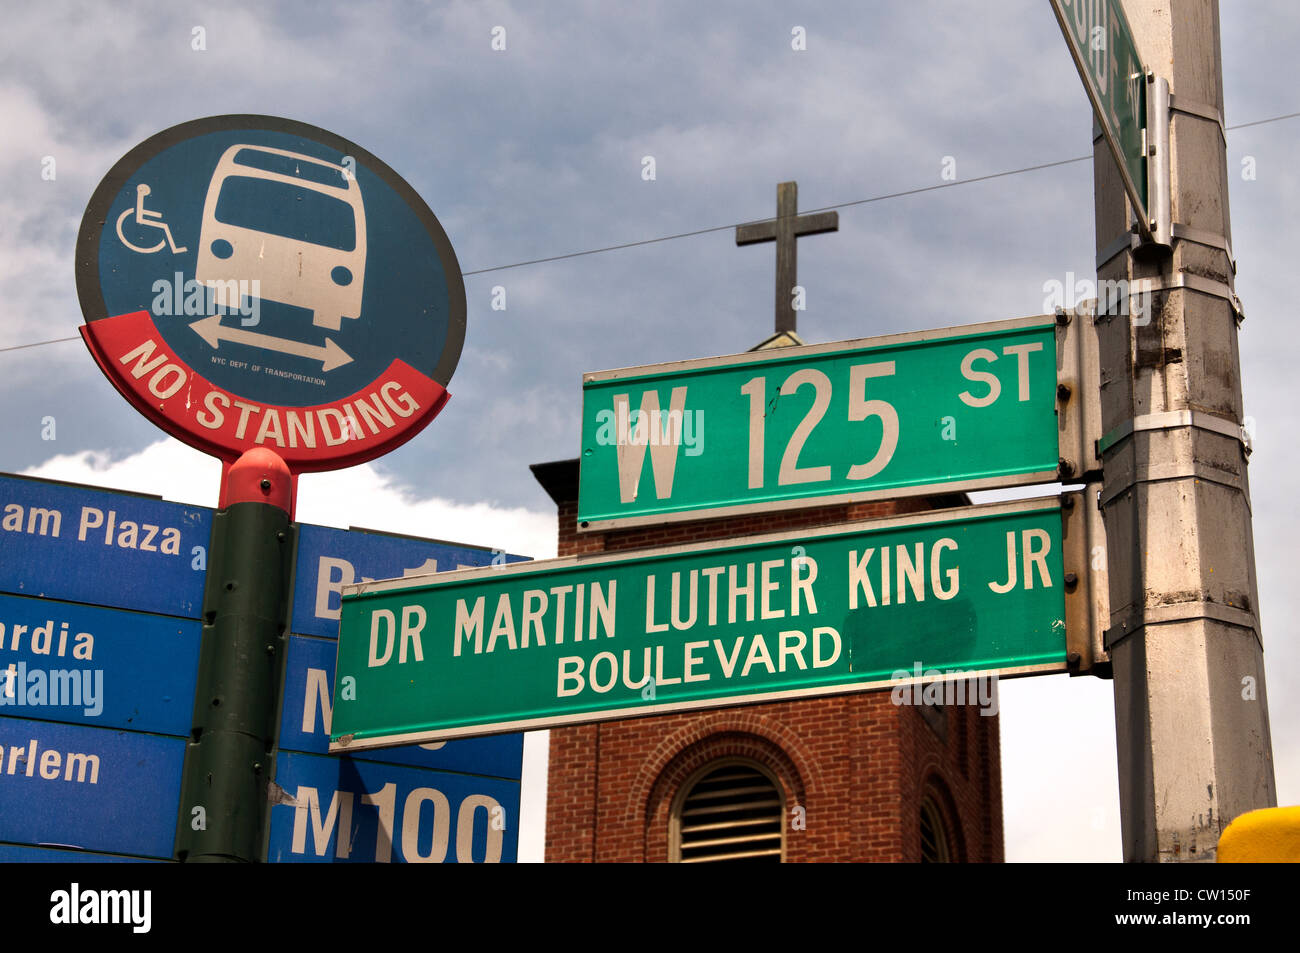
xmin=539 ymin=473 xmax=1003 ymax=862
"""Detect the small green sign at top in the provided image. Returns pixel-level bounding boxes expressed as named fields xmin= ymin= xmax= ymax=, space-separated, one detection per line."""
xmin=1050 ymin=0 xmax=1150 ymax=231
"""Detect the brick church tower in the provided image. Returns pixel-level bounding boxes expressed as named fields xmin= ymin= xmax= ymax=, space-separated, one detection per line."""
xmin=533 ymin=460 xmax=1004 ymax=863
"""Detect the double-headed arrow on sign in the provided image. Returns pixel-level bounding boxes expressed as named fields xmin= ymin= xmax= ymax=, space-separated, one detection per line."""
xmin=189 ymin=314 xmax=353 ymax=372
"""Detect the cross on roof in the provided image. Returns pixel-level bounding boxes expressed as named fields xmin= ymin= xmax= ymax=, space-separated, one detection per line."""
xmin=735 ymin=181 xmax=838 ymax=337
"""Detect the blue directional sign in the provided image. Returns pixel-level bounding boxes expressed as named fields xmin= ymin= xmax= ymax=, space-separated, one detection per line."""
xmin=0 ymin=717 xmax=185 ymax=860
xmin=267 ymin=751 xmax=520 ymax=863
xmin=0 ymin=592 xmax=199 ymax=736
xmin=0 ymin=473 xmax=210 ymax=619
xmin=290 ymin=521 xmax=525 ymax=639
xmin=275 ymin=522 xmax=527 ymax=863
xmin=76 ymin=115 xmax=467 ymax=472
xmin=279 ymin=634 xmax=523 ymax=777
xmin=0 ymin=472 xmax=525 ymax=863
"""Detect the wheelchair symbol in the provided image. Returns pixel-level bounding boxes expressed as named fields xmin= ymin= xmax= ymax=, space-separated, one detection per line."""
xmin=116 ymin=184 xmax=188 ymax=254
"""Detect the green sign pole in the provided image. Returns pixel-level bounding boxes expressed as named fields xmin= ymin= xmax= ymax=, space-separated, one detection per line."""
xmin=331 ymin=496 xmax=1072 ymax=751
xmin=175 ymin=452 xmax=294 ymax=862
xmin=578 ymin=315 xmax=1072 ymax=530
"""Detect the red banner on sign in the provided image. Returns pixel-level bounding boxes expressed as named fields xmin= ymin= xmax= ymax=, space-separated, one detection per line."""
xmin=81 ymin=311 xmax=448 ymax=471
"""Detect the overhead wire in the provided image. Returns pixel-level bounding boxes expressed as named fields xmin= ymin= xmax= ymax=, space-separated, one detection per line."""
xmin=4 ymin=107 xmax=1296 ymax=355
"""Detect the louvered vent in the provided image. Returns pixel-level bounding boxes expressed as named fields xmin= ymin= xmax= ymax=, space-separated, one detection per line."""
xmin=676 ymin=764 xmax=783 ymax=863
xmin=919 ymin=797 xmax=951 ymax=863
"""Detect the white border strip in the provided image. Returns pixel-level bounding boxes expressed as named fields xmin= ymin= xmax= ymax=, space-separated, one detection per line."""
xmin=342 ymin=494 xmax=1061 ymax=598
xmin=581 ymin=314 xmax=1055 ymax=384
xmin=578 ymin=469 xmax=1060 ymax=531
xmin=330 ymin=660 xmax=1068 ymax=751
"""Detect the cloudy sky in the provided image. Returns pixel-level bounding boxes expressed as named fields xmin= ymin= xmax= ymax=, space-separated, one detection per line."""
xmin=2 ymin=1 xmax=1295 ymax=862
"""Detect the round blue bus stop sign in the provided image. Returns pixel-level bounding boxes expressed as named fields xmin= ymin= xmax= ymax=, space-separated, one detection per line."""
xmin=76 ymin=115 xmax=466 ymax=472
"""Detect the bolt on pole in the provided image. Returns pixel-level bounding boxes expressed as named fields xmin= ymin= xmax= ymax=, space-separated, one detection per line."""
xmin=1093 ymin=0 xmax=1276 ymax=861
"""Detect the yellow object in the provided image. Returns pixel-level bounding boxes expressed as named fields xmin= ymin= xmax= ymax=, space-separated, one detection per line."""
xmin=1218 ymin=806 xmax=1300 ymax=862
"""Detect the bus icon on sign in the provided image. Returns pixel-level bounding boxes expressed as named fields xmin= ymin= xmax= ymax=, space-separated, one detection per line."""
xmin=195 ymin=145 xmax=366 ymax=331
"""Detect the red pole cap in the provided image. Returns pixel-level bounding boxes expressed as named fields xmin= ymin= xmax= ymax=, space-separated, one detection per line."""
xmin=218 ymin=448 xmax=296 ymax=515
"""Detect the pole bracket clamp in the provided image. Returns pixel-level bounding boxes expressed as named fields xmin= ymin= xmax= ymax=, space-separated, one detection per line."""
xmin=1095 ymin=225 xmax=1235 ymax=275
xmin=1098 ymin=409 xmax=1252 ymax=457
xmin=1168 ymin=94 xmax=1228 ymax=145
xmin=1104 ymin=600 xmax=1261 ymax=653
xmin=1127 ymin=272 xmax=1244 ymax=323
xmin=1170 ymin=223 xmax=1236 ymax=274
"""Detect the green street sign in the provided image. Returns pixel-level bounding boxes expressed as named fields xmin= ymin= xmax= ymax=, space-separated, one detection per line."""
xmin=1050 ymin=0 xmax=1149 ymax=231
xmin=578 ymin=315 xmax=1063 ymax=530
xmin=330 ymin=496 xmax=1069 ymax=750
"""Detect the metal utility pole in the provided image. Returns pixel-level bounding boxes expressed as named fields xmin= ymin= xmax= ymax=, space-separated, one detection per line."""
xmin=1094 ymin=0 xmax=1276 ymax=861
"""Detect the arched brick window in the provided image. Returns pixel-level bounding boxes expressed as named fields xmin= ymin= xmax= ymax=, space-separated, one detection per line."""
xmin=669 ymin=759 xmax=785 ymax=863
xmin=918 ymin=774 xmax=966 ymax=863
xmin=919 ymin=795 xmax=952 ymax=862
